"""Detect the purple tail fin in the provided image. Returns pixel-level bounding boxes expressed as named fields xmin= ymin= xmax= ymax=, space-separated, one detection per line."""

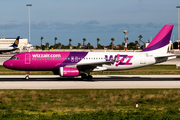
xmin=141 ymin=25 xmax=173 ymax=53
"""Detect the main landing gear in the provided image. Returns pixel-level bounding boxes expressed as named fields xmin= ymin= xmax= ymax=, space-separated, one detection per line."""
xmin=81 ymin=74 xmax=93 ymax=81
xmin=25 ymin=71 xmax=30 ymax=79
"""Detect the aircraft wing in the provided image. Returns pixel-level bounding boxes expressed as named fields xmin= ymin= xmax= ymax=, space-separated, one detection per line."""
xmin=76 ymin=60 xmax=115 ymax=71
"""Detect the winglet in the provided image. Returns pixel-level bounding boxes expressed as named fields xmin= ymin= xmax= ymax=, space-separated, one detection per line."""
xmin=141 ymin=25 xmax=173 ymax=54
xmin=10 ymin=36 xmax=20 ymax=47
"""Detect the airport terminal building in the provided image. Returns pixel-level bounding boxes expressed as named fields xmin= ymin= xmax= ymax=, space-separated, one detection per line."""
xmin=0 ymin=37 xmax=28 ymax=51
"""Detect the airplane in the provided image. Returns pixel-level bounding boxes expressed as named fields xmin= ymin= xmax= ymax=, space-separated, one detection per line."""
xmin=0 ymin=36 xmax=20 ymax=54
xmin=3 ymin=25 xmax=175 ymax=80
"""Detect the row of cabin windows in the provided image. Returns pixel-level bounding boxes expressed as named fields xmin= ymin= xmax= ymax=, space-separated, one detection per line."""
xmin=32 ymin=57 xmax=106 ymax=60
xmin=31 ymin=57 xmax=131 ymax=60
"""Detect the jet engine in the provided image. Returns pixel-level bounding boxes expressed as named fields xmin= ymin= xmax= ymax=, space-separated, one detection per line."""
xmin=59 ymin=67 xmax=80 ymax=77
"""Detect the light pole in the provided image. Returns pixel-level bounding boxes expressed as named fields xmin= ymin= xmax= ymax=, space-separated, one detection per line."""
xmin=177 ymin=6 xmax=180 ymax=40
xmin=123 ymin=30 xmax=128 ymax=51
xmin=26 ymin=4 xmax=32 ymax=44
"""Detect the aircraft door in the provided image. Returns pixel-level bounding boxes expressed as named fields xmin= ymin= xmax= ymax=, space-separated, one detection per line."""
xmin=25 ymin=54 xmax=31 ymax=64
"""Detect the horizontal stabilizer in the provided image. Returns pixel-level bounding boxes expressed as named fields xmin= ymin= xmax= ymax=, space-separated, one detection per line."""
xmin=155 ymin=54 xmax=177 ymax=63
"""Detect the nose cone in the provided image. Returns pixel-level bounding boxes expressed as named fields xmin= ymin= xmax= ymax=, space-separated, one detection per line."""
xmin=3 ymin=60 xmax=12 ymax=69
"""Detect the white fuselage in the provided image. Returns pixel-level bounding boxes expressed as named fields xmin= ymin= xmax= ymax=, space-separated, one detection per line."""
xmin=77 ymin=52 xmax=156 ymax=71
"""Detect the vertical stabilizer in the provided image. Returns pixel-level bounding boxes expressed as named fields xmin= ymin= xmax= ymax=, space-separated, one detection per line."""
xmin=10 ymin=36 xmax=20 ymax=47
xmin=141 ymin=25 xmax=173 ymax=54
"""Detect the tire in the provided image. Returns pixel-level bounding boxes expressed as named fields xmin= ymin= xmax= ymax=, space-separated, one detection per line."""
xmin=87 ymin=75 xmax=93 ymax=81
xmin=25 ymin=76 xmax=29 ymax=80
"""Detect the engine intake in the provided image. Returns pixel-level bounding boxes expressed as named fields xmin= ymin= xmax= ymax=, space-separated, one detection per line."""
xmin=60 ymin=67 xmax=80 ymax=77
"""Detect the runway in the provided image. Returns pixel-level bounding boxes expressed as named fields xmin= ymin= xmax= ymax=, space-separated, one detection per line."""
xmin=0 ymin=75 xmax=180 ymax=89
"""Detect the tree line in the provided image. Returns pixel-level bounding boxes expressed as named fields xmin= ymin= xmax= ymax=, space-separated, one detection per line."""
xmin=35 ymin=35 xmax=175 ymax=50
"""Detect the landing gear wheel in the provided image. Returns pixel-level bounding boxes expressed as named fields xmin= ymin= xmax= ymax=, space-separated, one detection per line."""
xmin=81 ymin=74 xmax=93 ymax=81
xmin=25 ymin=71 xmax=30 ymax=79
xmin=87 ymin=75 xmax=93 ymax=81
xmin=81 ymin=74 xmax=87 ymax=80
xmin=25 ymin=75 xmax=29 ymax=80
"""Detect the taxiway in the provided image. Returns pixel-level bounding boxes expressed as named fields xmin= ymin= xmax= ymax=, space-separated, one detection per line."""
xmin=0 ymin=75 xmax=180 ymax=89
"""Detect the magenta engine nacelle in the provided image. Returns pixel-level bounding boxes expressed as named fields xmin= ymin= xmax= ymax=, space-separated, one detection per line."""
xmin=60 ymin=67 xmax=80 ymax=77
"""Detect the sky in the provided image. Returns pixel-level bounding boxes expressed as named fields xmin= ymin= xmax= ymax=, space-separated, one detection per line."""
xmin=0 ymin=0 xmax=180 ymax=47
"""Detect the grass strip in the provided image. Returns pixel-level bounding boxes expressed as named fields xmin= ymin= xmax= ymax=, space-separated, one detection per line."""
xmin=0 ymin=108 xmax=180 ymax=120
xmin=0 ymin=89 xmax=179 ymax=111
xmin=0 ymin=89 xmax=180 ymax=119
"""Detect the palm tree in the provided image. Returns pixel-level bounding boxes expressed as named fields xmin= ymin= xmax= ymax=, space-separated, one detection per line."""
xmin=122 ymin=42 xmax=125 ymax=46
xmin=111 ymin=38 xmax=115 ymax=49
xmin=77 ymin=43 xmax=81 ymax=49
xmin=57 ymin=43 xmax=61 ymax=49
xmin=138 ymin=35 xmax=143 ymax=49
xmin=54 ymin=37 xmax=57 ymax=46
xmin=87 ymin=43 xmax=91 ymax=49
xmin=97 ymin=38 xmax=100 ymax=49
xmin=135 ymin=40 xmax=138 ymax=50
xmin=40 ymin=36 xmax=44 ymax=47
xmin=83 ymin=38 xmax=86 ymax=48
xmin=45 ymin=42 xmax=49 ymax=49
xmin=69 ymin=38 xmax=72 ymax=47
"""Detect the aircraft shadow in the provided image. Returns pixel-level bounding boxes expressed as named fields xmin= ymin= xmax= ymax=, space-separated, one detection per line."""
xmin=0 ymin=76 xmax=179 ymax=81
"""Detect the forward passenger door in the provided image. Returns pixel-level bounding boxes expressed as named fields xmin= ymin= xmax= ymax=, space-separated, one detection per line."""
xmin=25 ymin=54 xmax=31 ymax=64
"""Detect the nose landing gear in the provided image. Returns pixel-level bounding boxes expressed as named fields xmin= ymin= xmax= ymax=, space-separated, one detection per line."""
xmin=25 ymin=71 xmax=30 ymax=79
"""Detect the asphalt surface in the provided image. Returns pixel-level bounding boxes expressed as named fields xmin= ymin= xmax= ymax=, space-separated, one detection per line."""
xmin=0 ymin=75 xmax=180 ymax=89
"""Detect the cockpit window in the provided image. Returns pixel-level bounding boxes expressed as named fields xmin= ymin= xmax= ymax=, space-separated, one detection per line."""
xmin=10 ymin=56 xmax=19 ymax=60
